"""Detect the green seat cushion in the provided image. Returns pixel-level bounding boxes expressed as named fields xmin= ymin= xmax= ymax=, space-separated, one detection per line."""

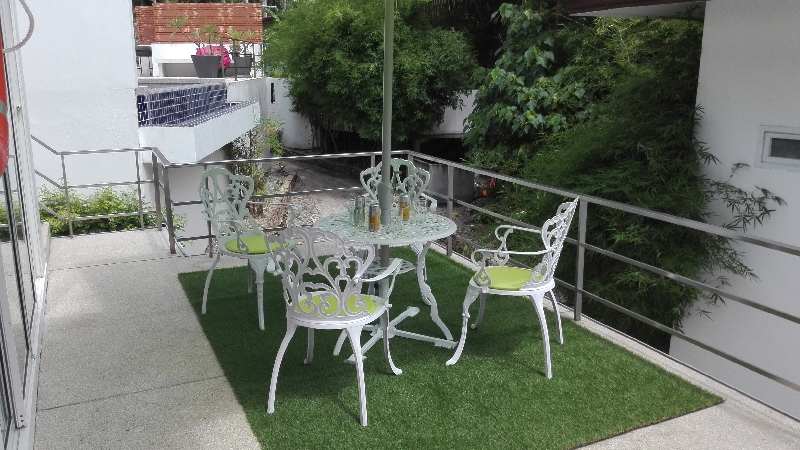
xmin=477 ymin=266 xmax=540 ymax=291
xmin=295 ymin=294 xmax=378 ymax=317
xmin=225 ymin=235 xmax=284 ymax=255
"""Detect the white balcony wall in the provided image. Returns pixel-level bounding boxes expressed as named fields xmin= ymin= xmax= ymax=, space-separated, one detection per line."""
xmin=20 ymin=0 xmax=141 ymax=191
xmin=670 ymin=0 xmax=800 ymax=418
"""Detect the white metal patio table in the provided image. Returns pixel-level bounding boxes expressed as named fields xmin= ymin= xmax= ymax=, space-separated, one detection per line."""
xmin=314 ymin=211 xmax=458 ymax=355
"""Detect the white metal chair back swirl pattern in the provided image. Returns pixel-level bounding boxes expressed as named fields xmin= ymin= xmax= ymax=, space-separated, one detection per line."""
xmin=447 ymin=197 xmax=579 ymax=379
xmin=198 ymin=167 xmax=299 ymax=330
xmin=265 ymin=227 xmax=403 ymax=426
xmin=360 ymin=158 xmax=430 ymax=204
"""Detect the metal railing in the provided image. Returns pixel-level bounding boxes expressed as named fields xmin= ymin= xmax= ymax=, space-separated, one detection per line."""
xmin=150 ymin=149 xmax=800 ymax=418
xmin=31 ymin=136 xmax=167 ymax=238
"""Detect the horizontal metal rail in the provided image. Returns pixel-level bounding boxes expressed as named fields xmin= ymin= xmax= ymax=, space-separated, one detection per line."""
xmin=30 ymin=135 xmax=159 ymax=238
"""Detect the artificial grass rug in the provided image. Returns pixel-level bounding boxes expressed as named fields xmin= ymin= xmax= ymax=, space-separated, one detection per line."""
xmin=178 ymin=247 xmax=721 ymax=449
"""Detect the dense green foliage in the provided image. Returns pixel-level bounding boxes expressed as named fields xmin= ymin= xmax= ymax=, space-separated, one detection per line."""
xmin=38 ymin=187 xmax=158 ymax=236
xmin=463 ymin=1 xmax=784 ymax=349
xmin=263 ymin=0 xmax=477 ymax=148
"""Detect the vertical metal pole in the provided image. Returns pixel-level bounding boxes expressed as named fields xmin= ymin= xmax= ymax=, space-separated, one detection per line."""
xmin=152 ymin=153 xmax=163 ymax=231
xmin=446 ymin=164 xmax=454 ymax=256
xmin=60 ymin=155 xmax=73 ymax=238
xmin=204 ymin=164 xmax=213 ymax=259
xmin=135 ymin=151 xmax=145 ymax=230
xmin=370 ymin=154 xmax=376 ymax=168
xmin=162 ymin=166 xmax=176 ymax=254
xmin=574 ymin=198 xmax=588 ymax=321
xmin=378 ymin=0 xmax=395 ymax=297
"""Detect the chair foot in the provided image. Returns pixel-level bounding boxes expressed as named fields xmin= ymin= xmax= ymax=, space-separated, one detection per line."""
xmin=304 ymin=328 xmax=314 ymax=365
xmin=381 ymin=311 xmax=402 ymax=375
xmin=530 ymin=294 xmax=552 ymax=379
xmin=202 ymin=252 xmax=222 ymax=314
xmin=346 ymin=327 xmax=368 ymax=426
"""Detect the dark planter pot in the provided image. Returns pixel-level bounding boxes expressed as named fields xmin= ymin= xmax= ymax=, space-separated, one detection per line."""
xmin=224 ymin=54 xmax=254 ymax=78
xmin=191 ymin=55 xmax=222 ymax=78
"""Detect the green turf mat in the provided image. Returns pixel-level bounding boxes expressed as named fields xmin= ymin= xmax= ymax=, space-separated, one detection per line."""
xmin=179 ymin=247 xmax=721 ymax=449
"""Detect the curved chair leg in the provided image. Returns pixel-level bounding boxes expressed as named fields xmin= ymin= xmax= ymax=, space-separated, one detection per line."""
xmin=471 ymin=292 xmax=487 ymax=330
xmin=381 ymin=310 xmax=402 ymax=375
xmin=446 ymin=287 xmax=481 ymax=366
xmin=346 ymin=326 xmax=368 ymax=427
xmin=304 ymin=328 xmax=315 ymax=365
xmin=267 ymin=322 xmax=298 ymax=414
xmin=333 ymin=330 xmax=348 ymax=356
xmin=202 ymin=251 xmax=222 ymax=314
xmin=530 ymin=294 xmax=552 ymax=379
xmin=548 ymin=290 xmax=563 ymax=345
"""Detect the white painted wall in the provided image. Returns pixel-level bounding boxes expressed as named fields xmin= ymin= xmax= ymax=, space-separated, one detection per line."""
xmin=20 ymin=0 xmax=141 ymax=190
xmin=260 ymin=77 xmax=313 ymax=150
xmin=424 ymin=90 xmax=476 ymax=137
xmin=670 ymin=0 xmax=800 ymax=418
xmin=138 ymin=102 xmax=260 ymax=163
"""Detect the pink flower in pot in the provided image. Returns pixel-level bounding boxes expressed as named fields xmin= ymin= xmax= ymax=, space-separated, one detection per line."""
xmin=196 ymin=45 xmax=231 ymax=69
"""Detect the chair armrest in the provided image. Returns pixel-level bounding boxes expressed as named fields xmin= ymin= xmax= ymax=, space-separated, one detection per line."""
xmin=360 ymin=257 xmax=404 ymax=302
xmin=361 ymin=258 xmax=404 ymax=283
xmin=470 ymin=247 xmax=548 ymax=268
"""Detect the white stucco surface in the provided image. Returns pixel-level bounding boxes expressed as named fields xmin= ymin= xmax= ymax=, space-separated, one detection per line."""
xmin=671 ymin=0 xmax=800 ymax=418
xmin=138 ymin=102 xmax=260 ymax=163
xmin=21 ymin=0 xmax=141 ymax=190
xmin=260 ymin=78 xmax=313 ymax=150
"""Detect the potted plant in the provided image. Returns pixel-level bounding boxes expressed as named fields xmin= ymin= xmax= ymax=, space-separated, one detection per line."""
xmin=226 ymin=28 xmax=256 ymax=78
xmin=169 ymin=16 xmax=231 ymax=78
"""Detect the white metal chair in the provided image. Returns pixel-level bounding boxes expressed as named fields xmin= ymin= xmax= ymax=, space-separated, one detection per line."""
xmin=265 ymin=227 xmax=403 ymax=427
xmin=359 ymin=157 xmax=438 ymax=277
xmin=198 ymin=167 xmax=300 ymax=330
xmin=446 ymin=198 xmax=579 ymax=379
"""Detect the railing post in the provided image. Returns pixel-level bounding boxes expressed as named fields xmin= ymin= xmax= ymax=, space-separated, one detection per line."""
xmin=446 ymin=164 xmax=454 ymax=257
xmin=60 ymin=154 xmax=74 ymax=238
xmin=152 ymin=153 xmax=163 ymax=231
xmin=162 ymin=166 xmax=176 ymax=254
xmin=204 ymin=164 xmax=213 ymax=259
xmin=135 ymin=151 xmax=145 ymax=230
xmin=574 ymin=198 xmax=588 ymax=321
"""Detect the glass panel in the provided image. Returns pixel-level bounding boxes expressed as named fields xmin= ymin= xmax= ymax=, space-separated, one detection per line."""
xmin=0 ymin=169 xmax=31 ymax=389
xmin=769 ymin=138 xmax=800 ymax=160
xmin=0 ymin=369 xmax=8 ymax=445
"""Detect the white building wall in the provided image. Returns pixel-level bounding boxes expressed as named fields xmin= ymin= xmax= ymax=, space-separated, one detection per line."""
xmin=670 ymin=0 xmax=800 ymax=418
xmin=20 ymin=0 xmax=141 ymax=190
xmin=260 ymin=77 xmax=313 ymax=150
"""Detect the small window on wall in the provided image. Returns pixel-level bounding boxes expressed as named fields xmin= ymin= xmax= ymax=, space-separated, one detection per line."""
xmin=758 ymin=126 xmax=800 ymax=172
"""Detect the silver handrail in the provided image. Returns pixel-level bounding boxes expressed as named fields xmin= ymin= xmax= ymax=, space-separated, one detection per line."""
xmin=30 ymin=135 xmax=161 ymax=238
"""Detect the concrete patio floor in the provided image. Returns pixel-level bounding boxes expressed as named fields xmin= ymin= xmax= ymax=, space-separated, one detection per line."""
xmin=32 ymin=227 xmax=800 ymax=449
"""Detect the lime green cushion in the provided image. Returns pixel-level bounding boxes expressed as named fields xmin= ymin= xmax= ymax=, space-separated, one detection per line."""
xmin=295 ymin=294 xmax=378 ymax=316
xmin=477 ymin=266 xmax=540 ymax=291
xmin=225 ymin=236 xmax=284 ymax=255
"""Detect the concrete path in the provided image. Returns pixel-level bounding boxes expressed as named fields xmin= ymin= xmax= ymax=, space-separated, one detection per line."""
xmin=35 ymin=230 xmax=259 ymax=450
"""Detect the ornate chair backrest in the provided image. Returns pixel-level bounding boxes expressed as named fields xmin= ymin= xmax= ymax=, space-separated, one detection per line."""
xmin=198 ymin=168 xmax=258 ymax=242
xmin=360 ymin=158 xmax=430 ymax=204
xmin=524 ymin=198 xmax=579 ymax=290
xmin=267 ymin=227 xmax=380 ymax=321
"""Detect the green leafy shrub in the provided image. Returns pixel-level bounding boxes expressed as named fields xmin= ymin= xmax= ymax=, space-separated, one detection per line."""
xmin=263 ymin=0 xmax=478 ymax=148
xmin=463 ymin=2 xmax=784 ymax=350
xmin=39 ymin=187 xmax=158 ymax=236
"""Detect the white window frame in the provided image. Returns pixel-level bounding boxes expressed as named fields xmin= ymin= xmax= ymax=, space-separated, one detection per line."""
xmin=757 ymin=125 xmax=800 ymax=173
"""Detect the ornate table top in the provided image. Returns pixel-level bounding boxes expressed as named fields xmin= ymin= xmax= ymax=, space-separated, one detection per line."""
xmin=314 ymin=212 xmax=457 ymax=246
